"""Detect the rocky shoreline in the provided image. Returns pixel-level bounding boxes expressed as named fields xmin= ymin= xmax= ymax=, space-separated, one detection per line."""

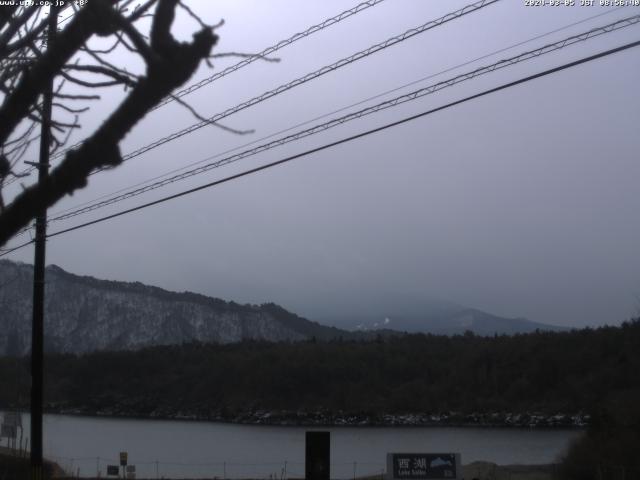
xmin=35 ymin=405 xmax=589 ymax=428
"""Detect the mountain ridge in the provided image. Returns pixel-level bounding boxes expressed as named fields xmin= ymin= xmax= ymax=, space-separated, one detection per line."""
xmin=0 ymin=260 xmax=565 ymax=355
xmin=319 ymin=306 xmax=566 ymax=336
xmin=0 ymin=260 xmax=349 ymax=355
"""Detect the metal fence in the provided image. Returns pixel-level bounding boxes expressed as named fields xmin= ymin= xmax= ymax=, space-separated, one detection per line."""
xmin=5 ymin=455 xmax=640 ymax=480
xmin=41 ymin=455 xmax=387 ymax=480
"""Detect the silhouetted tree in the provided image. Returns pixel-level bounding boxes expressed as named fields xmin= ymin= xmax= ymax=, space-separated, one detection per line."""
xmin=0 ymin=0 xmax=237 ymax=247
xmin=2 ymin=320 xmax=639 ymax=419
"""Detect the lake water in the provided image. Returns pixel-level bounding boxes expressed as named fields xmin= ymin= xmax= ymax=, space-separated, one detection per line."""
xmin=3 ymin=413 xmax=582 ymax=478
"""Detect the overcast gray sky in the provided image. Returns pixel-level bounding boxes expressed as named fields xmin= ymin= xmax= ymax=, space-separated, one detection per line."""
xmin=4 ymin=0 xmax=640 ymax=328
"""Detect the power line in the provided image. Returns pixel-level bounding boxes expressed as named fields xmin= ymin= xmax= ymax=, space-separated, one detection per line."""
xmin=153 ymin=0 xmax=389 ymax=110
xmin=44 ymin=14 xmax=640 ymax=225
xmin=4 ymin=0 xmax=390 ymax=185
xmin=46 ymin=6 xmax=626 ymax=222
xmin=2 ymin=37 xmax=637 ymax=257
xmin=49 ymin=0 xmax=500 ymax=166
xmin=0 ymin=240 xmax=35 ymax=259
xmin=37 ymin=39 xmax=640 ymax=244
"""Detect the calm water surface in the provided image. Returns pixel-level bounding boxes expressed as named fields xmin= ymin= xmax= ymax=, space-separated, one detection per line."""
xmin=6 ymin=413 xmax=582 ymax=478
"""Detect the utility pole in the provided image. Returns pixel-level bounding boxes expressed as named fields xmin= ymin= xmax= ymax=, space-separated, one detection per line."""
xmin=30 ymin=6 xmax=57 ymax=480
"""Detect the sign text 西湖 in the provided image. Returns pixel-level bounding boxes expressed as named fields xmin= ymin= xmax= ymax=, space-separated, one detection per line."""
xmin=387 ymin=453 xmax=461 ymax=480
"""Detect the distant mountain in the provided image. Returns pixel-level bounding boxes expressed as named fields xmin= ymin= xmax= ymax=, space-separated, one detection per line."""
xmin=0 ymin=260 xmax=351 ymax=356
xmin=318 ymin=304 xmax=566 ymax=336
xmin=0 ymin=260 xmax=565 ymax=356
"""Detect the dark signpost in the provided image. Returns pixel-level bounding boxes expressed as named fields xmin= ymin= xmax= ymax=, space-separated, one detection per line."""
xmin=106 ymin=465 xmax=119 ymax=476
xmin=387 ymin=453 xmax=461 ymax=480
xmin=305 ymin=431 xmax=330 ymax=480
xmin=120 ymin=451 xmax=128 ymax=478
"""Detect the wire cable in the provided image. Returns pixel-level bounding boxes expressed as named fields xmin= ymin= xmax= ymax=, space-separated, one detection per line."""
xmin=45 ymin=5 xmax=626 ymax=221
xmin=3 ymin=0 xmax=389 ymax=185
xmin=2 ymin=37 xmax=637 ymax=257
xmin=49 ymin=0 xmax=500 ymax=165
xmin=44 ymin=14 xmax=640 ymax=225
xmin=153 ymin=0 xmax=390 ymax=110
xmin=0 ymin=239 xmax=35 ymax=258
xmin=38 ymin=39 xmax=640 ymax=244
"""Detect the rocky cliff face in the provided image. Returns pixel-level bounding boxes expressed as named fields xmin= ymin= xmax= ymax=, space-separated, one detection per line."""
xmin=0 ymin=260 xmax=340 ymax=355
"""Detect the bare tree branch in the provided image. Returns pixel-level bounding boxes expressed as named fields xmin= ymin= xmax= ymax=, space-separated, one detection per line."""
xmin=0 ymin=0 xmax=219 ymax=246
xmin=54 ymin=92 xmax=101 ymax=100
xmin=59 ymin=70 xmax=127 ymax=89
xmin=2 ymin=14 xmax=48 ymax=56
xmin=0 ymin=0 xmax=115 ymax=145
xmin=53 ymin=102 xmax=91 ymax=114
xmin=211 ymin=52 xmax=280 ymax=63
xmin=62 ymin=64 xmax=138 ymax=87
xmin=128 ymin=0 xmax=158 ymax=22
xmin=170 ymin=94 xmax=254 ymax=136
xmin=0 ymin=5 xmax=38 ymax=53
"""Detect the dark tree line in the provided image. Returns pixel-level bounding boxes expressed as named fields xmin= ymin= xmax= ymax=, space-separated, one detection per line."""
xmin=1 ymin=319 xmax=639 ymax=419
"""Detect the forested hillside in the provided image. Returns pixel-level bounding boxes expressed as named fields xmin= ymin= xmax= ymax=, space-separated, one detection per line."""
xmin=0 ymin=261 xmax=565 ymax=354
xmin=0 ymin=260 xmax=352 ymax=355
xmin=1 ymin=320 xmax=638 ymax=426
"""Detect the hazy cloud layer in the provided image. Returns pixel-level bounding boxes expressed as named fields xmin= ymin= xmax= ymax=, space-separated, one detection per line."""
xmin=5 ymin=0 xmax=640 ymax=327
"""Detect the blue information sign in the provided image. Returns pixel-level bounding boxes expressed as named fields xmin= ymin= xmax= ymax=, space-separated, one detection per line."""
xmin=387 ymin=453 xmax=460 ymax=480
